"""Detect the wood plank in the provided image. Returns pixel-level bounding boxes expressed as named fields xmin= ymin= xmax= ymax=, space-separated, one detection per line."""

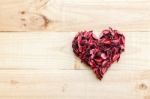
xmin=0 ymin=70 xmax=149 ymax=99
xmin=0 ymin=32 xmax=149 ymax=70
xmin=0 ymin=0 xmax=150 ymax=31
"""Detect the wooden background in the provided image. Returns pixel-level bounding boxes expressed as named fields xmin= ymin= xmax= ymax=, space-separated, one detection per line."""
xmin=0 ymin=0 xmax=150 ymax=99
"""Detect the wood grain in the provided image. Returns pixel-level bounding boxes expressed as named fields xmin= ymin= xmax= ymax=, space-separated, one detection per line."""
xmin=0 ymin=70 xmax=149 ymax=99
xmin=0 ymin=32 xmax=149 ymax=70
xmin=0 ymin=0 xmax=150 ymax=31
xmin=0 ymin=0 xmax=150 ymax=98
xmin=0 ymin=32 xmax=149 ymax=98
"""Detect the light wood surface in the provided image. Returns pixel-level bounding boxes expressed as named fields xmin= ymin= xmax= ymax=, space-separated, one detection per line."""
xmin=0 ymin=0 xmax=150 ymax=98
xmin=0 ymin=0 xmax=150 ymax=31
xmin=0 ymin=32 xmax=149 ymax=99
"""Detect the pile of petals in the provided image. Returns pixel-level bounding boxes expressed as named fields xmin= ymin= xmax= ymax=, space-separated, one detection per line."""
xmin=72 ymin=28 xmax=125 ymax=80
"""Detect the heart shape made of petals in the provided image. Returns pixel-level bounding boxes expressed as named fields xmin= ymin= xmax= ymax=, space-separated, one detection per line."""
xmin=72 ymin=28 xmax=125 ymax=80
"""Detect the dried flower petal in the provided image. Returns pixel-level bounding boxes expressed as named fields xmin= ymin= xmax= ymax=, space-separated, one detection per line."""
xmin=72 ymin=28 xmax=125 ymax=80
xmin=101 ymin=53 xmax=107 ymax=59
